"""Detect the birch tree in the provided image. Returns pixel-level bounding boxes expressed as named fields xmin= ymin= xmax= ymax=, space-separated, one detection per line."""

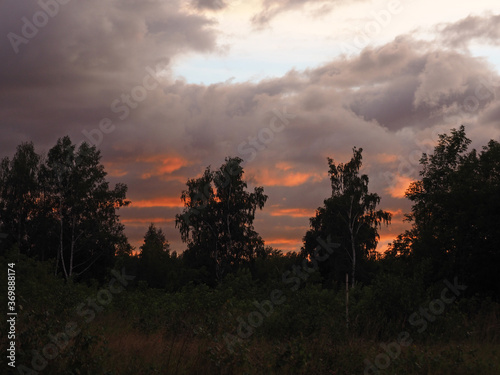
xmin=41 ymin=137 xmax=130 ymax=280
xmin=302 ymin=148 xmax=391 ymax=288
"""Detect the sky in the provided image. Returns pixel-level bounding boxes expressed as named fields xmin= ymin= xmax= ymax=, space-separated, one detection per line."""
xmin=1 ymin=0 xmax=500 ymax=253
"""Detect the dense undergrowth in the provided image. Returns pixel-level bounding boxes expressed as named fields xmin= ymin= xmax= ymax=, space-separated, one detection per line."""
xmin=1 ymin=253 xmax=499 ymax=375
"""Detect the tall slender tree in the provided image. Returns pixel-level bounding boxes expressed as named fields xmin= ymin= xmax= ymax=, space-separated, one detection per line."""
xmin=302 ymin=148 xmax=391 ymax=287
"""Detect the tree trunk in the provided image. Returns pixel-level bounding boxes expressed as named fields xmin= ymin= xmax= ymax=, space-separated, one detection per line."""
xmin=348 ymin=195 xmax=356 ymax=289
xmin=346 ymin=272 xmax=349 ymax=330
xmin=350 ymin=231 xmax=356 ymax=288
xmin=59 ymin=201 xmax=69 ymax=280
xmin=69 ymin=215 xmax=75 ymax=278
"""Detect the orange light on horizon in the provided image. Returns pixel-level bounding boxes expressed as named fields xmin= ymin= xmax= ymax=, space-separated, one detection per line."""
xmin=265 ymin=237 xmax=302 ymax=252
xmin=130 ymin=196 xmax=183 ymax=208
xmin=269 ymin=206 xmax=316 ymax=218
xmin=121 ymin=217 xmax=175 ymax=226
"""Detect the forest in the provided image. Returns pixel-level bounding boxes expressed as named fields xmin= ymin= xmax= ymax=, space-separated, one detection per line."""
xmin=1 ymin=126 xmax=499 ymax=374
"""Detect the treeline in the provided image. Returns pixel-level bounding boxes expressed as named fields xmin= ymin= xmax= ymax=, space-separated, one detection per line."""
xmin=1 ymin=126 xmax=500 ymax=301
xmin=1 ymin=126 xmax=500 ymax=374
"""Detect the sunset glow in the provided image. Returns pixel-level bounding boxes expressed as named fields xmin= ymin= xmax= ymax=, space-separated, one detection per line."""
xmin=1 ymin=0 xmax=499 ymax=254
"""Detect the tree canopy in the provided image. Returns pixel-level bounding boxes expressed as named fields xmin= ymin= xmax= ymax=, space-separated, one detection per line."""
xmin=176 ymin=157 xmax=267 ymax=283
xmin=0 ymin=136 xmax=130 ymax=280
xmin=302 ymin=148 xmax=391 ymax=287
xmin=391 ymin=126 xmax=500 ymax=297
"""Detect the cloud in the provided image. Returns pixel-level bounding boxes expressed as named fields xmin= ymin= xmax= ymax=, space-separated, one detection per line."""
xmin=438 ymin=13 xmax=500 ymax=48
xmin=269 ymin=206 xmax=317 ymax=218
xmin=251 ymin=0 xmax=358 ymax=27
xmin=0 ymin=0 xmax=219 ymax=153
xmin=191 ymin=0 xmax=227 ymax=11
xmin=130 ymin=197 xmax=185 ymax=208
xmin=264 ymin=237 xmax=302 ymax=252
xmin=1 ymin=3 xmax=499 ymax=253
xmin=385 ymin=174 xmax=413 ymax=199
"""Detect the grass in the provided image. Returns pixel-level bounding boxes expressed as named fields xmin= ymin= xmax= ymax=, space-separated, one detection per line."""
xmin=88 ymin=312 xmax=500 ymax=375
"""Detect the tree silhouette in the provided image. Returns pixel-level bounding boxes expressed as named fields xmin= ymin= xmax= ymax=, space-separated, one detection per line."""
xmin=0 ymin=137 xmax=131 ymax=280
xmin=0 ymin=142 xmax=40 ymax=256
xmin=401 ymin=126 xmax=500 ymax=297
xmin=41 ymin=137 xmax=130 ymax=280
xmin=302 ymin=148 xmax=391 ymax=288
xmin=138 ymin=223 xmax=171 ymax=288
xmin=176 ymin=157 xmax=267 ymax=282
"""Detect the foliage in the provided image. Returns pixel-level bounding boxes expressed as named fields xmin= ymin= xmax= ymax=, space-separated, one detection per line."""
xmin=0 ymin=136 xmax=130 ymax=281
xmin=302 ymin=147 xmax=391 ymax=287
xmin=1 ymin=130 xmax=500 ymax=373
xmin=176 ymin=156 xmax=268 ymax=283
xmin=394 ymin=126 xmax=500 ymax=298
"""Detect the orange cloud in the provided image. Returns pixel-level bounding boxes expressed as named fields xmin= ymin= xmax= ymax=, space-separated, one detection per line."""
xmin=265 ymin=237 xmax=302 ymax=252
xmin=376 ymin=234 xmax=399 ymax=253
xmin=138 ymin=155 xmax=191 ymax=179
xmin=375 ymin=153 xmax=398 ymax=164
xmin=102 ymin=162 xmax=129 ymax=177
xmin=131 ymin=196 xmax=184 ymax=208
xmin=276 ymin=161 xmax=293 ymax=171
xmin=249 ymin=167 xmax=324 ymax=187
xmin=386 ymin=208 xmax=404 ymax=218
xmin=270 ymin=206 xmax=316 ymax=218
xmin=386 ymin=174 xmax=414 ymax=198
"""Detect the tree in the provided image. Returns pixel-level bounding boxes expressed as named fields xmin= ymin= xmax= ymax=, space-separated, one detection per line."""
xmin=176 ymin=157 xmax=267 ymax=283
xmin=0 ymin=136 xmax=131 ymax=280
xmin=40 ymin=136 xmax=130 ymax=280
xmin=137 ymin=223 xmax=171 ymax=288
xmin=302 ymin=148 xmax=391 ymax=288
xmin=0 ymin=142 xmax=41 ymax=256
xmin=402 ymin=126 xmax=500 ymax=297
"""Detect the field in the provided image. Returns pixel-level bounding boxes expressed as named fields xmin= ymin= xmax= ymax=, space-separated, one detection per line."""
xmin=3 ymin=255 xmax=499 ymax=375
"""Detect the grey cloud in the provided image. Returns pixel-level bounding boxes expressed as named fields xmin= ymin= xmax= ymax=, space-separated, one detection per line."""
xmin=0 ymin=0 xmax=219 ymax=153
xmin=2 ymin=3 xmax=500 ymax=253
xmin=438 ymin=13 xmax=500 ymax=48
xmin=191 ymin=0 xmax=227 ymax=11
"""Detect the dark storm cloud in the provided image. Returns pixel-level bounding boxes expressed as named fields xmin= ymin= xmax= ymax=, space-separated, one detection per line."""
xmin=1 ymin=1 xmax=499 ymax=252
xmin=0 ymin=0 xmax=219 ymax=152
xmin=438 ymin=13 xmax=500 ymax=48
